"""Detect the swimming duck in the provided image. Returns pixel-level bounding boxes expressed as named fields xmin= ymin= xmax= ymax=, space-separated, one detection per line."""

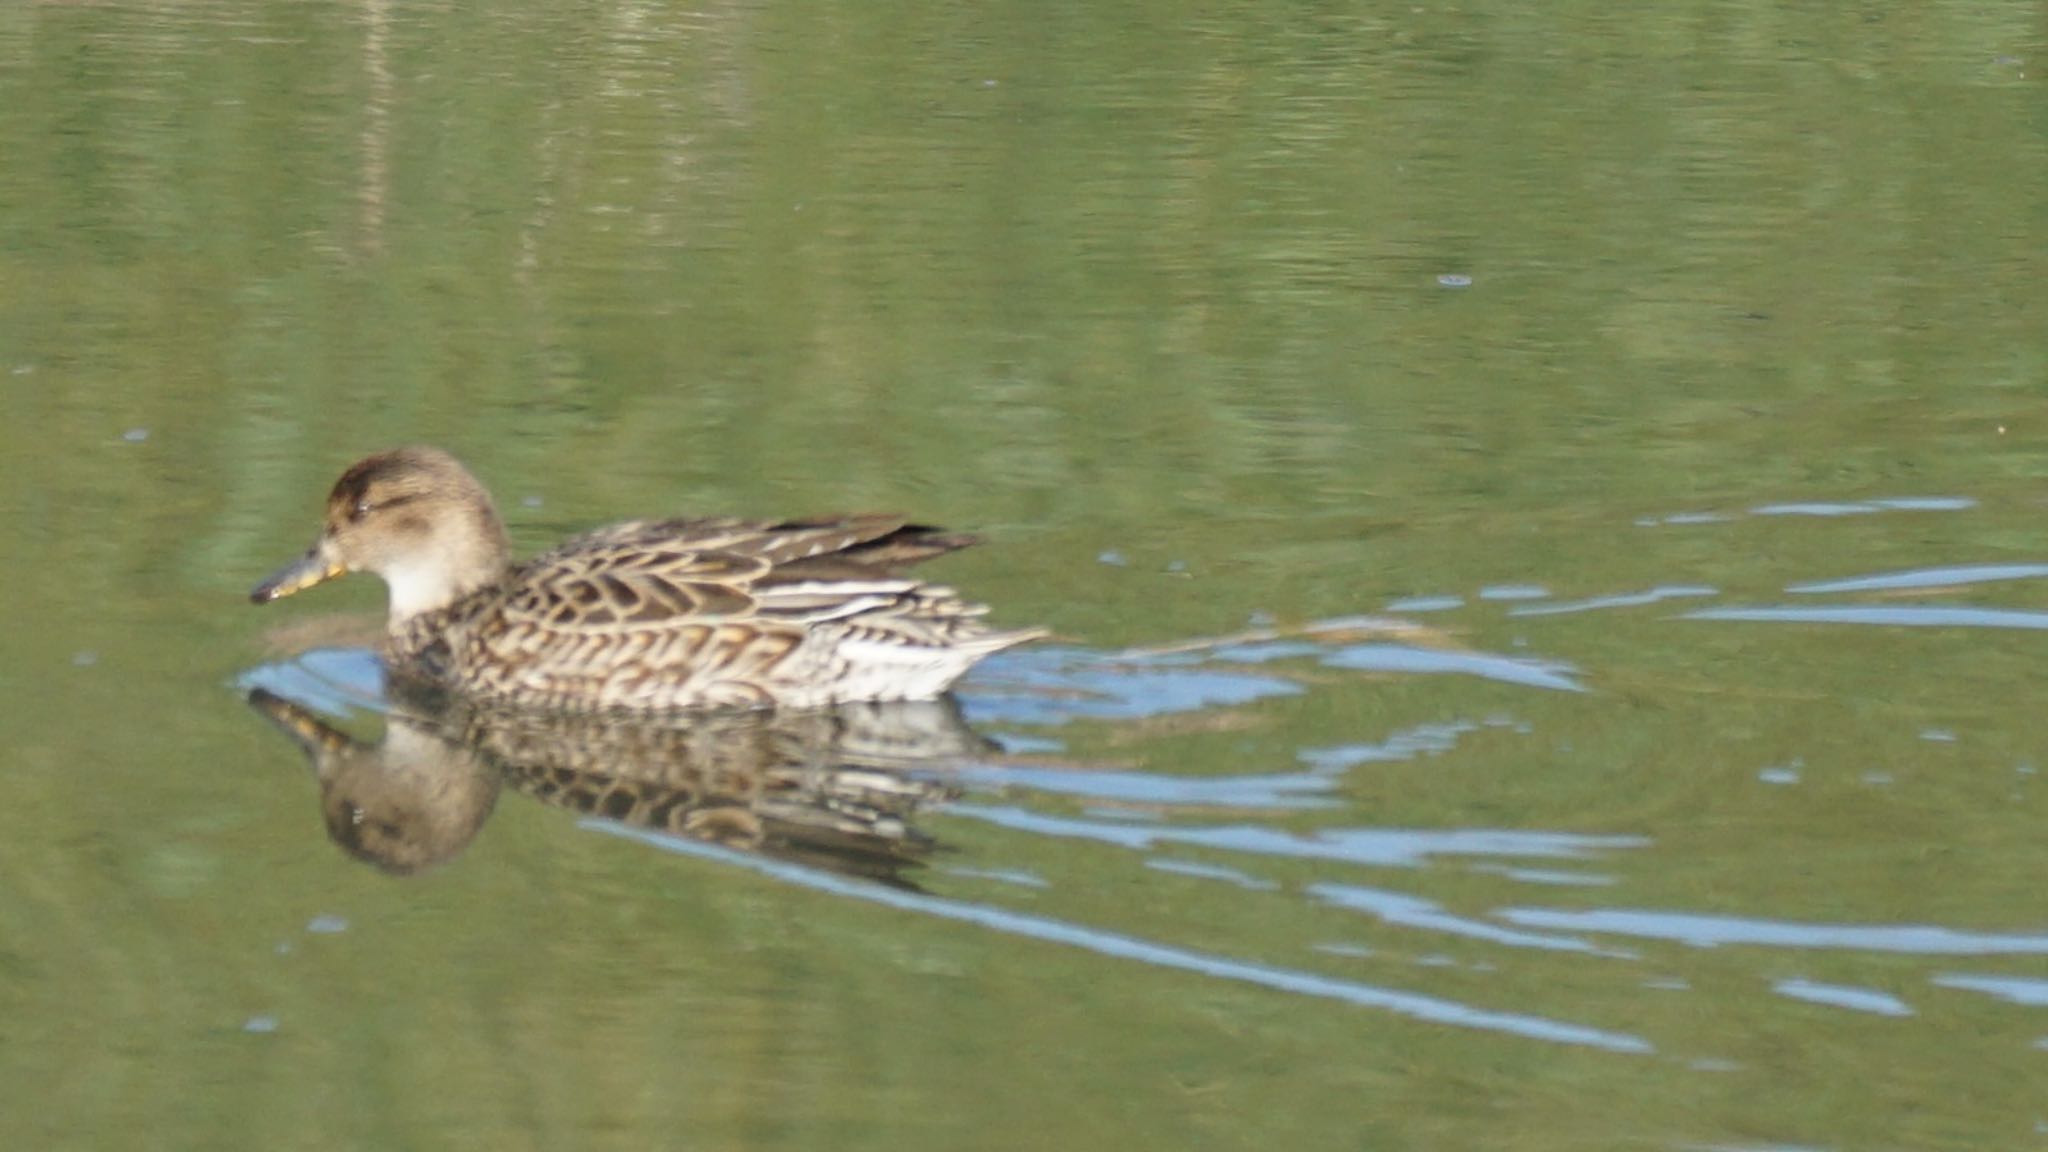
xmin=250 ymin=447 xmax=1043 ymax=711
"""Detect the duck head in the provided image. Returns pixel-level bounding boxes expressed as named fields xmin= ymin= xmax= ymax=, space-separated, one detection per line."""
xmin=251 ymin=446 xmax=512 ymax=625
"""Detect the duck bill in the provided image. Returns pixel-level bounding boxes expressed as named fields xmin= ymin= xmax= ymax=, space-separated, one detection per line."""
xmin=250 ymin=541 xmax=346 ymax=604
xmin=244 ymin=687 xmax=355 ymax=760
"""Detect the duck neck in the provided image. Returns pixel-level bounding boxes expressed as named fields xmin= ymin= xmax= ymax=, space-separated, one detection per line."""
xmin=384 ymin=521 xmax=511 ymax=628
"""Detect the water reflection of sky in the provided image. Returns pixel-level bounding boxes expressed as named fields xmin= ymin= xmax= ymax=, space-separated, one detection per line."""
xmin=1497 ymin=908 xmax=2048 ymax=955
xmin=586 ymin=822 xmax=1656 ymax=1054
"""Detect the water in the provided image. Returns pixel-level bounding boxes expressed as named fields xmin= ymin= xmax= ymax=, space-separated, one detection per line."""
xmin=5 ymin=3 xmax=2048 ymax=1149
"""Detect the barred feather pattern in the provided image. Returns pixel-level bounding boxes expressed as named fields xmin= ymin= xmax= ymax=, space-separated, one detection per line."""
xmin=388 ymin=513 xmax=1043 ymax=711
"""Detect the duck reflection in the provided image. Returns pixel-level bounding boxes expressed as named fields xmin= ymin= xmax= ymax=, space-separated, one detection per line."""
xmin=246 ymin=680 xmax=985 ymax=883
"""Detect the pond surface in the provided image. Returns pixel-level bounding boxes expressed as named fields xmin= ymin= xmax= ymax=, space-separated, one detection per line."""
xmin=5 ymin=3 xmax=2048 ymax=1149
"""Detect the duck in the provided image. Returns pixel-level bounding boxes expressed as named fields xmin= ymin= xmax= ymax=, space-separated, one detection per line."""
xmin=250 ymin=446 xmax=1044 ymax=711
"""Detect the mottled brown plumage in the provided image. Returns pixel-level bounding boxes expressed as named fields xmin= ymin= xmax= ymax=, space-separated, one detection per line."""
xmin=252 ymin=447 xmax=1043 ymax=711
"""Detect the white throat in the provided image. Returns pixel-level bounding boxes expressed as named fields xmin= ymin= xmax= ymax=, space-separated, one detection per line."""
xmin=383 ymin=560 xmax=468 ymax=623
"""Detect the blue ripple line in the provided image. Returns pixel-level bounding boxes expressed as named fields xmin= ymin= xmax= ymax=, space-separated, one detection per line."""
xmin=1787 ymin=563 xmax=2048 ymax=594
xmin=1319 ymin=644 xmax=1586 ymax=693
xmin=1510 ymin=585 xmax=1718 ymax=618
xmin=1749 ymin=501 xmax=1881 ymax=517
xmin=582 ymin=821 xmax=1653 ymax=1054
xmin=1930 ymin=973 xmax=2048 ymax=1005
xmin=1869 ymin=496 xmax=1977 ymax=511
xmin=947 ymin=804 xmax=1648 ymax=866
xmin=1500 ymin=907 xmax=2048 ymax=954
xmin=1773 ymin=978 xmax=1914 ymax=1018
xmin=1386 ymin=595 xmax=1464 ymax=613
xmin=1682 ymin=605 xmax=2048 ymax=630
xmin=956 ymin=765 xmax=1342 ymax=810
xmin=1308 ymin=882 xmax=1635 ymax=959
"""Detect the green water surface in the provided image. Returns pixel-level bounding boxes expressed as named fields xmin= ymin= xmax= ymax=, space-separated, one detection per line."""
xmin=4 ymin=3 xmax=2048 ymax=1149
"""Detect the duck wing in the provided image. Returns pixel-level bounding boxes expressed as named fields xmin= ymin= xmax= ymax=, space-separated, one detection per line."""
xmin=550 ymin=514 xmax=979 ymax=572
xmin=513 ymin=512 xmax=982 ymax=630
xmin=503 ymin=542 xmax=771 ymax=628
xmin=451 ymin=518 xmax=1018 ymax=709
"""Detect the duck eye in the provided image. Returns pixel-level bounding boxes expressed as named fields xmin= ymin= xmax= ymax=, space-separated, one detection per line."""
xmin=351 ymin=498 xmax=375 ymax=520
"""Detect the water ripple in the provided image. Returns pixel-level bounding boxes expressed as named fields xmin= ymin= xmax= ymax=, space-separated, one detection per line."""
xmin=1773 ymin=978 xmax=1914 ymax=1017
xmin=1309 ymin=883 xmax=1636 ymax=958
xmin=1478 ymin=585 xmax=1550 ymax=602
xmin=1145 ymin=858 xmax=1278 ymax=890
xmin=1472 ymin=865 xmax=1617 ymax=888
xmin=1787 ymin=563 xmax=2048 ymax=594
xmin=958 ymin=765 xmax=1343 ymax=810
xmin=952 ymin=806 xmax=1648 ymax=868
xmin=1297 ymin=721 xmax=1479 ymax=770
xmin=1498 ymin=907 xmax=2048 ymax=955
xmin=1750 ymin=497 xmax=1976 ymax=517
xmin=585 ymin=822 xmax=1654 ymax=1053
xmin=1929 ymin=973 xmax=2048 ymax=1005
xmin=1509 ymin=585 xmax=1718 ymax=618
xmin=1640 ymin=496 xmax=1974 ymax=527
xmin=1682 ymin=605 xmax=2048 ymax=630
xmin=1316 ymin=644 xmax=1586 ymax=693
xmin=1385 ymin=595 xmax=1463 ymax=613
xmin=961 ymin=647 xmax=1303 ymax=726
